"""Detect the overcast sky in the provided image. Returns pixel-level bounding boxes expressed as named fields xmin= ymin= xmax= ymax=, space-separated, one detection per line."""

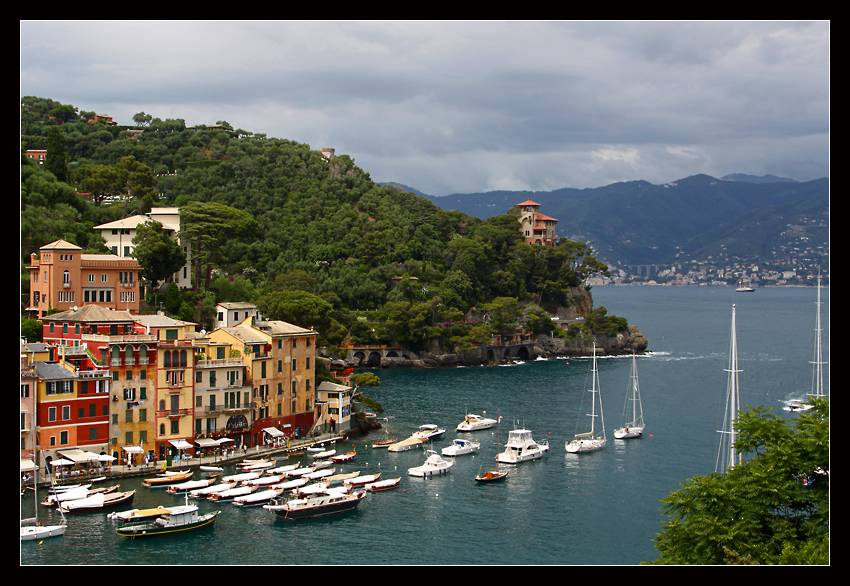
xmin=21 ymin=21 xmax=829 ymax=196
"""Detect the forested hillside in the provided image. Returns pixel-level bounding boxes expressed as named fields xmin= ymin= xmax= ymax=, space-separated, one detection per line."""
xmin=21 ymin=96 xmax=617 ymax=351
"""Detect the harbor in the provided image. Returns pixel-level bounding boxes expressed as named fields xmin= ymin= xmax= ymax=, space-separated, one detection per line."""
xmin=21 ymin=287 xmax=828 ymax=565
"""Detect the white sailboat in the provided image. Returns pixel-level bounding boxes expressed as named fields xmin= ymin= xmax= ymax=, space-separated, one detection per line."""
xmin=21 ymin=409 xmax=67 ymax=540
xmin=566 ymin=343 xmax=607 ymax=453
xmin=716 ymin=304 xmax=742 ymax=473
xmin=790 ymin=274 xmax=828 ymax=411
xmin=614 ymin=352 xmax=645 ymax=439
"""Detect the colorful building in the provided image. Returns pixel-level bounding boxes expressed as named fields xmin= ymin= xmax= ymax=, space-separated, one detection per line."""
xmin=27 ymin=239 xmax=141 ymax=318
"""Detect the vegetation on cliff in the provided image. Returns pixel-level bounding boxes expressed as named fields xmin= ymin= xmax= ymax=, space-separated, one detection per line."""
xmin=21 ymin=96 xmax=627 ymax=347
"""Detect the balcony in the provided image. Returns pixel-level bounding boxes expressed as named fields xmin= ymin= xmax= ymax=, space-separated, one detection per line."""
xmin=156 ymin=408 xmax=192 ymax=418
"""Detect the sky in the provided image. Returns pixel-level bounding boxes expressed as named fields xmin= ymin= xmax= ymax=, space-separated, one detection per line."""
xmin=21 ymin=21 xmax=829 ymax=197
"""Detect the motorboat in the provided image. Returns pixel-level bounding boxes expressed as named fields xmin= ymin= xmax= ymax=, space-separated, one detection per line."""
xmin=387 ymin=436 xmax=427 ymax=452
xmin=498 ymin=428 xmax=549 ymax=463
xmin=142 ymin=471 xmax=194 ymax=487
xmin=412 ymin=424 xmax=446 ymax=440
xmin=59 ymin=490 xmax=136 ymax=514
xmin=457 ymin=413 xmax=497 ymax=432
xmin=116 ymin=501 xmax=219 ymax=538
xmin=408 ymin=450 xmax=454 ymax=477
xmin=264 ymin=489 xmax=366 ymax=520
xmin=441 ymin=438 xmax=481 ymax=457
xmin=474 ymin=409 xmax=509 ymax=482
xmin=365 ymin=477 xmax=401 ymax=492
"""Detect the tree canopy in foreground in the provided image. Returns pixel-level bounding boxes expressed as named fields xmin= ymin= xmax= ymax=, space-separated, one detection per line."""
xmin=649 ymin=397 xmax=829 ymax=565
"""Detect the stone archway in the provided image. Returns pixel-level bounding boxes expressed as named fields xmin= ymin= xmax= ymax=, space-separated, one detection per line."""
xmin=367 ymin=351 xmax=382 ymax=366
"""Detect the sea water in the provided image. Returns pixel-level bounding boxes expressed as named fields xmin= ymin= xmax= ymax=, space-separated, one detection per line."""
xmin=21 ymin=286 xmax=828 ymax=565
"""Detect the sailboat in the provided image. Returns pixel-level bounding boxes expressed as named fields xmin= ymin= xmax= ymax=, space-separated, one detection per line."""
xmin=614 ymin=352 xmax=645 ymax=439
xmin=475 ymin=412 xmax=508 ymax=482
xmin=716 ymin=303 xmax=742 ymax=473
xmin=566 ymin=342 xmax=607 ymax=453
xmin=372 ymin=417 xmax=396 ymax=449
xmin=790 ymin=273 xmax=829 ymax=410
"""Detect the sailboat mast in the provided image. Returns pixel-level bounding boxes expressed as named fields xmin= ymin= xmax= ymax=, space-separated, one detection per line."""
xmin=811 ymin=274 xmax=826 ymax=398
xmin=718 ymin=304 xmax=742 ymax=473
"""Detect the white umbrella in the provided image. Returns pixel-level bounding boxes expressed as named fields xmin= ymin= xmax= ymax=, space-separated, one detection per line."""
xmin=97 ymin=454 xmax=116 ymax=462
xmin=50 ymin=458 xmax=75 ymax=466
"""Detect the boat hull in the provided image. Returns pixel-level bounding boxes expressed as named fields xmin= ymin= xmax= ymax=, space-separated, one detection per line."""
xmin=271 ymin=492 xmax=366 ymax=520
xmin=365 ymin=478 xmax=400 ymax=491
xmin=474 ymin=470 xmax=508 ymax=482
xmin=116 ymin=512 xmax=219 ymax=538
xmin=613 ymin=426 xmax=644 ymax=439
xmin=21 ymin=524 xmax=66 ymax=541
xmin=565 ymin=438 xmax=607 ymax=453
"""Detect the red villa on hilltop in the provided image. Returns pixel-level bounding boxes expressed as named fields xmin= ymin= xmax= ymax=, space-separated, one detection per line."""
xmin=517 ymin=200 xmax=559 ymax=248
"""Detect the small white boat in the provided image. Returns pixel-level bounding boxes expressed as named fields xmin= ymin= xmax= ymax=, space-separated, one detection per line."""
xmin=109 ymin=506 xmax=172 ymax=524
xmin=408 ymin=450 xmax=454 ymax=477
xmin=344 ymin=473 xmax=381 ymax=488
xmin=365 ymin=477 xmax=401 ymax=492
xmin=240 ymin=460 xmax=274 ymax=472
xmin=308 ymin=459 xmax=333 ymax=471
xmin=200 ymin=465 xmax=223 ymax=472
xmin=268 ymin=464 xmax=299 ymax=475
xmin=456 ymin=413 xmax=497 ymax=432
xmin=284 ymin=467 xmax=315 ymax=478
xmin=331 ymin=450 xmax=356 ymax=463
xmin=221 ymin=472 xmax=260 ymax=484
xmin=311 ymin=450 xmax=336 ymax=460
xmin=233 ymin=488 xmax=282 ymax=507
xmin=326 ymin=471 xmax=359 ymax=486
xmin=190 ymin=483 xmax=236 ymax=499
xmin=292 ymin=482 xmax=334 ymax=496
xmin=166 ymin=478 xmax=216 ymax=494
xmin=412 ymin=424 xmax=446 ymax=440
xmin=273 ymin=477 xmax=308 ymax=491
xmin=498 ymin=428 xmax=549 ymax=463
xmin=244 ymin=475 xmax=282 ymax=487
xmin=208 ymin=485 xmax=256 ymax=501
xmin=302 ymin=468 xmax=335 ymax=481
xmin=441 ymin=438 xmax=481 ymax=457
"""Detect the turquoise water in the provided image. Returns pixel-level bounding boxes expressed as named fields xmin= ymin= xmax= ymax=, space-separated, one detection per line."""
xmin=21 ymin=286 xmax=828 ymax=565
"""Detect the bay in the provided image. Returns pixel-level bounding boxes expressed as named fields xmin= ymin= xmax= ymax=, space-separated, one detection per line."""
xmin=21 ymin=286 xmax=828 ymax=565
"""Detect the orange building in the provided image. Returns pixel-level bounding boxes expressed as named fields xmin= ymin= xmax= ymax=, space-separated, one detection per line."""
xmin=27 ymin=239 xmax=141 ymax=318
xmin=517 ymin=199 xmax=559 ymax=248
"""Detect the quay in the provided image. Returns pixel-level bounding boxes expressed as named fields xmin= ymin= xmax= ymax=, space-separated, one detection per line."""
xmin=24 ymin=431 xmax=345 ymax=489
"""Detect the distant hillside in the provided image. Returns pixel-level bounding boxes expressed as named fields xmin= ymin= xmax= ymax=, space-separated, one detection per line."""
xmin=721 ymin=173 xmax=799 ymax=184
xmin=419 ymin=174 xmax=829 ymax=268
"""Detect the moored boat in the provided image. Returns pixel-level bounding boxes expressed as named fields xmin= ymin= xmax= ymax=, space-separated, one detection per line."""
xmin=441 ymin=438 xmax=481 ymax=457
xmin=412 ymin=424 xmax=446 ymax=440
xmin=166 ymin=478 xmax=216 ymax=494
xmin=142 ymin=471 xmax=193 ymax=487
xmin=498 ymin=428 xmax=549 ymax=463
xmin=365 ymin=477 xmax=401 ymax=492
xmin=408 ymin=450 xmax=453 ymax=477
xmin=565 ymin=344 xmax=607 ymax=454
xmin=208 ymin=485 xmax=256 ymax=501
xmin=233 ymin=488 xmax=283 ymax=507
xmin=331 ymin=450 xmax=356 ymax=463
xmin=456 ymin=412 xmax=497 ymax=432
xmin=116 ymin=502 xmax=219 ymax=538
xmin=263 ymin=489 xmax=366 ymax=520
xmin=59 ymin=490 xmax=136 ymax=514
xmin=387 ymin=436 xmax=427 ymax=452
xmin=613 ymin=352 xmax=646 ymax=440
xmin=311 ymin=449 xmax=336 ymax=460
xmin=344 ymin=473 xmax=381 ymax=488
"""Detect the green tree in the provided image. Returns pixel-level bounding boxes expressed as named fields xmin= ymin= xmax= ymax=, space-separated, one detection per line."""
xmin=133 ymin=112 xmax=153 ymax=126
xmin=482 ymin=297 xmax=522 ymax=335
xmin=256 ymin=288 xmax=332 ymax=332
xmin=131 ymin=220 xmax=186 ymax=291
xmin=45 ymin=126 xmax=68 ymax=183
xmin=650 ymin=398 xmax=829 ymax=565
xmin=180 ymin=201 xmax=260 ymax=289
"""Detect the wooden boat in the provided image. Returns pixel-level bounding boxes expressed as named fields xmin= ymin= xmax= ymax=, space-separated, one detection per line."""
xmin=221 ymin=472 xmax=260 ymax=484
xmin=325 ymin=470 xmax=359 ymax=486
xmin=331 ymin=450 xmax=356 ymax=463
xmin=190 ymin=483 xmax=236 ymax=499
xmin=344 ymin=473 xmax=381 ymax=488
xmin=200 ymin=465 xmax=223 ymax=472
xmin=475 ymin=410 xmax=508 ymax=483
xmin=272 ymin=477 xmax=308 ymax=491
xmin=59 ymin=490 xmax=136 ymax=514
xmin=244 ymin=475 xmax=282 ymax=487
xmin=311 ymin=449 xmax=336 ymax=460
xmin=264 ymin=489 xmax=366 ymax=520
xmin=142 ymin=471 xmax=193 ymax=487
xmin=208 ymin=485 xmax=257 ymax=501
xmin=41 ymin=484 xmax=118 ymax=506
xmin=302 ymin=468 xmax=335 ymax=481
xmin=372 ymin=417 xmax=396 ymax=449
xmin=365 ymin=477 xmax=401 ymax=492
xmin=116 ymin=502 xmax=219 ymax=538
xmin=109 ymin=506 xmax=172 ymax=524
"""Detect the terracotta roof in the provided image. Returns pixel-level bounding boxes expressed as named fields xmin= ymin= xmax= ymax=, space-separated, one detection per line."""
xmin=40 ymin=239 xmax=82 ymax=251
xmin=41 ymin=305 xmax=134 ymax=323
xmin=517 ymin=199 xmax=541 ymax=207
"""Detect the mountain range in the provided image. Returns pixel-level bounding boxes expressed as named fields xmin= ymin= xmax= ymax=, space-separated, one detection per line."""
xmin=388 ymin=174 xmax=829 ymax=269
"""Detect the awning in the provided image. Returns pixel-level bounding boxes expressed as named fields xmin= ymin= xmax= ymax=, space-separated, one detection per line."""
xmin=169 ymin=439 xmax=193 ymax=450
xmin=262 ymin=427 xmax=284 ymax=437
xmin=194 ymin=438 xmax=219 ymax=447
xmin=21 ymin=459 xmax=36 ymax=472
xmin=58 ymin=449 xmax=101 ymax=463
xmin=121 ymin=445 xmax=145 ymax=454
xmin=216 ymin=438 xmax=234 ymax=444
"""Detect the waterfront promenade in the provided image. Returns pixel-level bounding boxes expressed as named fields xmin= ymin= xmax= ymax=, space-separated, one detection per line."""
xmin=26 ymin=431 xmax=345 ymax=488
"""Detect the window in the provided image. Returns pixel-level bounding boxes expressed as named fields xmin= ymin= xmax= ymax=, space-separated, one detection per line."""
xmin=60 ymin=431 xmax=68 ymax=445
xmin=89 ymin=427 xmax=97 ymax=440
xmin=63 ymin=405 xmax=70 ymax=420
xmin=196 ymin=371 xmax=202 ymax=383
xmin=125 ymin=410 xmax=133 ymax=423
xmin=139 ymin=409 xmax=146 ymax=422
xmin=48 ymin=407 xmax=57 ymax=422
xmin=63 ymin=270 xmax=70 ymax=285
xmin=89 ymin=273 xmax=95 ymax=283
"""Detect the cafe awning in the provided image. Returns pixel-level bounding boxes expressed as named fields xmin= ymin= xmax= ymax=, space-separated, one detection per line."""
xmin=58 ymin=449 xmax=101 ymax=463
xmin=169 ymin=439 xmax=193 ymax=450
xmin=121 ymin=445 xmax=144 ymax=454
xmin=194 ymin=438 xmax=219 ymax=447
xmin=262 ymin=427 xmax=284 ymax=437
